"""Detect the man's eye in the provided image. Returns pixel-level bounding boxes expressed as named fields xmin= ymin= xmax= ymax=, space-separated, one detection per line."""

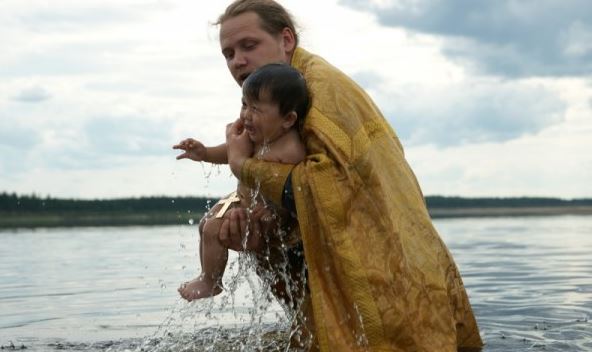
xmin=243 ymin=41 xmax=256 ymax=50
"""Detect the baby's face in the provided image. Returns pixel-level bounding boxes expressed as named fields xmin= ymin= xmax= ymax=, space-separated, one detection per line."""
xmin=240 ymin=92 xmax=286 ymax=145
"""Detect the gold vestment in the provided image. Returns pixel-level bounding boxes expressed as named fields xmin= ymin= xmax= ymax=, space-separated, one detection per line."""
xmin=241 ymin=48 xmax=483 ymax=352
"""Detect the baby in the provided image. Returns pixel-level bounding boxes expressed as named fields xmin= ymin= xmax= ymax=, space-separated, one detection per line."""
xmin=174 ymin=63 xmax=309 ymax=301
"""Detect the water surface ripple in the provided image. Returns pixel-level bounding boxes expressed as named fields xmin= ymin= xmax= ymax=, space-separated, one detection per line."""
xmin=437 ymin=216 xmax=592 ymax=351
xmin=0 ymin=216 xmax=590 ymax=351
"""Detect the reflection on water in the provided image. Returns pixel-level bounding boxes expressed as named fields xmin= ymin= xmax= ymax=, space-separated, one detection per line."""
xmin=437 ymin=216 xmax=592 ymax=351
xmin=0 ymin=216 xmax=591 ymax=351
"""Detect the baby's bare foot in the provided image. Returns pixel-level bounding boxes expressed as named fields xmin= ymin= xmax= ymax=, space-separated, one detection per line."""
xmin=178 ymin=277 xmax=222 ymax=301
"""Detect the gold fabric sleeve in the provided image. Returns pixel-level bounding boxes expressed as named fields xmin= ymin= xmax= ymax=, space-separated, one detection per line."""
xmin=240 ymin=158 xmax=294 ymax=207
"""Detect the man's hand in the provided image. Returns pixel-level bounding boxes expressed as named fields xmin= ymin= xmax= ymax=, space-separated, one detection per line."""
xmin=173 ymin=138 xmax=207 ymax=161
xmin=219 ymin=205 xmax=274 ymax=252
xmin=226 ymin=119 xmax=253 ymax=178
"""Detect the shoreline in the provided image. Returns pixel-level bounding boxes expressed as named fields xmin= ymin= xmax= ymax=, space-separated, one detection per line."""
xmin=428 ymin=205 xmax=592 ymax=218
xmin=0 ymin=211 xmax=201 ymax=229
xmin=2 ymin=206 xmax=592 ymax=229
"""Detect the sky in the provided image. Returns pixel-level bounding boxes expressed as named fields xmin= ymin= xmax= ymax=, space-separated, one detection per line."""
xmin=1 ymin=0 xmax=591 ymax=200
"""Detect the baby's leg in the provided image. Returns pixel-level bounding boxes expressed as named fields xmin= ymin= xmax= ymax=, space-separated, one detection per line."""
xmin=178 ymin=213 xmax=228 ymax=301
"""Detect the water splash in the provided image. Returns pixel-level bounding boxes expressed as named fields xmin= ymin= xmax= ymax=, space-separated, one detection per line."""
xmin=125 ymin=249 xmax=301 ymax=352
xmin=127 ymin=143 xmax=311 ymax=351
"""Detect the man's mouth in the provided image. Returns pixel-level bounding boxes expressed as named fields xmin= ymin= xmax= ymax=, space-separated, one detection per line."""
xmin=239 ymin=72 xmax=250 ymax=83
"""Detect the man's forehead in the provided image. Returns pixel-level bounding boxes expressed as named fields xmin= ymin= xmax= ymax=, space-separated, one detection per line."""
xmin=220 ymin=12 xmax=263 ymax=42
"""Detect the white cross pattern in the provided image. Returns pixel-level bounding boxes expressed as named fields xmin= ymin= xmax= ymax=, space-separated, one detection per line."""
xmin=214 ymin=192 xmax=241 ymax=219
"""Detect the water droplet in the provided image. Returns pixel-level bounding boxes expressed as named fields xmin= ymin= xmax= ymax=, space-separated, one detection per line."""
xmin=171 ymin=199 xmax=175 ymax=204
xmin=179 ymin=243 xmax=186 ymax=249
xmin=188 ymin=218 xmax=195 ymax=225
xmin=160 ymin=283 xmax=167 ymax=289
xmin=297 ymin=186 xmax=302 ymax=191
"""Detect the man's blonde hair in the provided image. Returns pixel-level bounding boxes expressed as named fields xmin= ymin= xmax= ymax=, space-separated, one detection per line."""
xmin=216 ymin=0 xmax=299 ymax=46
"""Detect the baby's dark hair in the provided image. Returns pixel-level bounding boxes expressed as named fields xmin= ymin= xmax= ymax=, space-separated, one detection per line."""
xmin=242 ymin=63 xmax=310 ymax=125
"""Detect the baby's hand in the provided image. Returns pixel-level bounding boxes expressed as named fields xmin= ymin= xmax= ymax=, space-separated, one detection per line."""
xmin=173 ymin=138 xmax=207 ymax=162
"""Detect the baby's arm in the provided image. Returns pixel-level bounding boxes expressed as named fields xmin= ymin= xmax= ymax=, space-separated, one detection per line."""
xmin=173 ymin=139 xmax=228 ymax=164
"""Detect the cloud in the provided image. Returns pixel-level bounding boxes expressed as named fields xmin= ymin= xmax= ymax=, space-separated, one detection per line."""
xmin=12 ymin=86 xmax=52 ymax=102
xmin=340 ymin=0 xmax=592 ymax=77
xmin=405 ymin=117 xmax=592 ymax=198
xmin=368 ymin=76 xmax=566 ymax=146
xmin=9 ymin=1 xmax=172 ymax=32
xmin=351 ymin=70 xmax=385 ymax=91
xmin=79 ymin=116 xmax=174 ymax=162
xmin=0 ymin=121 xmax=42 ymax=179
xmin=1 ymin=114 xmax=175 ymax=176
xmin=0 ymin=114 xmax=41 ymax=149
xmin=0 ymin=42 xmax=128 ymax=78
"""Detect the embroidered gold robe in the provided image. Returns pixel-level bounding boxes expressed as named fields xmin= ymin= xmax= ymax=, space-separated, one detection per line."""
xmin=241 ymin=47 xmax=483 ymax=352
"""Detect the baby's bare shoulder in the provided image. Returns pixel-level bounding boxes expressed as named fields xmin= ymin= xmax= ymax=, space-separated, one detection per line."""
xmin=265 ymin=131 xmax=306 ymax=164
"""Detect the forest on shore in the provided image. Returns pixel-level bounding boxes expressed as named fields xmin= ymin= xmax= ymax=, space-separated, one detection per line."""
xmin=1 ymin=192 xmax=592 ymax=228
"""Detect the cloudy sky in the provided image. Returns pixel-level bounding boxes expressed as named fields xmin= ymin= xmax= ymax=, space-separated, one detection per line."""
xmin=1 ymin=0 xmax=591 ymax=200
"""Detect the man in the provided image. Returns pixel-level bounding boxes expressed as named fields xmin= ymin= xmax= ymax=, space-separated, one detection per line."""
xmin=218 ymin=1 xmax=482 ymax=350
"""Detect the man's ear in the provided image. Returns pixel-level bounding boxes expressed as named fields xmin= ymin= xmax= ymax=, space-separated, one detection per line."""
xmin=282 ymin=111 xmax=298 ymax=130
xmin=281 ymin=27 xmax=296 ymax=54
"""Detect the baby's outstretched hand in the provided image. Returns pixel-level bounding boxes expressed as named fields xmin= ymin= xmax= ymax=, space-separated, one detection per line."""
xmin=173 ymin=138 xmax=207 ymax=162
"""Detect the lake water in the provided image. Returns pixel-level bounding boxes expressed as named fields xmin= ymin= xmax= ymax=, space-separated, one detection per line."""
xmin=0 ymin=215 xmax=591 ymax=351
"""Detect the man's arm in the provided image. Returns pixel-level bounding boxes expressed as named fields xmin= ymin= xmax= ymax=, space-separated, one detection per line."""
xmin=221 ymin=119 xmax=297 ymax=251
xmin=240 ymin=158 xmax=294 ymax=206
xmin=218 ymin=166 xmax=296 ymax=252
xmin=226 ymin=119 xmax=295 ymax=205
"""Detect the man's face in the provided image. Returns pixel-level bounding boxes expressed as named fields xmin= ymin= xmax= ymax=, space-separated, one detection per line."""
xmin=220 ymin=12 xmax=293 ymax=86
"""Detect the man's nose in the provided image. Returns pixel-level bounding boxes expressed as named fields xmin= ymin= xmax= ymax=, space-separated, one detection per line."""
xmin=233 ymin=51 xmax=247 ymax=68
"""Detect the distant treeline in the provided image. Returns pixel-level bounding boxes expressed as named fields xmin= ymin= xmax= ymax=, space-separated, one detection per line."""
xmin=425 ymin=196 xmax=592 ymax=208
xmin=1 ymin=192 xmax=591 ymax=213
xmin=0 ymin=192 xmax=216 ymax=213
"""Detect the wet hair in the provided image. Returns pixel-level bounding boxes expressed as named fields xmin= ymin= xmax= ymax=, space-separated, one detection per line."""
xmin=242 ymin=63 xmax=310 ymax=126
xmin=216 ymin=0 xmax=299 ymax=47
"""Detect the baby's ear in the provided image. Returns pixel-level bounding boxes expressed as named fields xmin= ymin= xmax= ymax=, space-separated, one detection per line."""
xmin=282 ymin=111 xmax=298 ymax=129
